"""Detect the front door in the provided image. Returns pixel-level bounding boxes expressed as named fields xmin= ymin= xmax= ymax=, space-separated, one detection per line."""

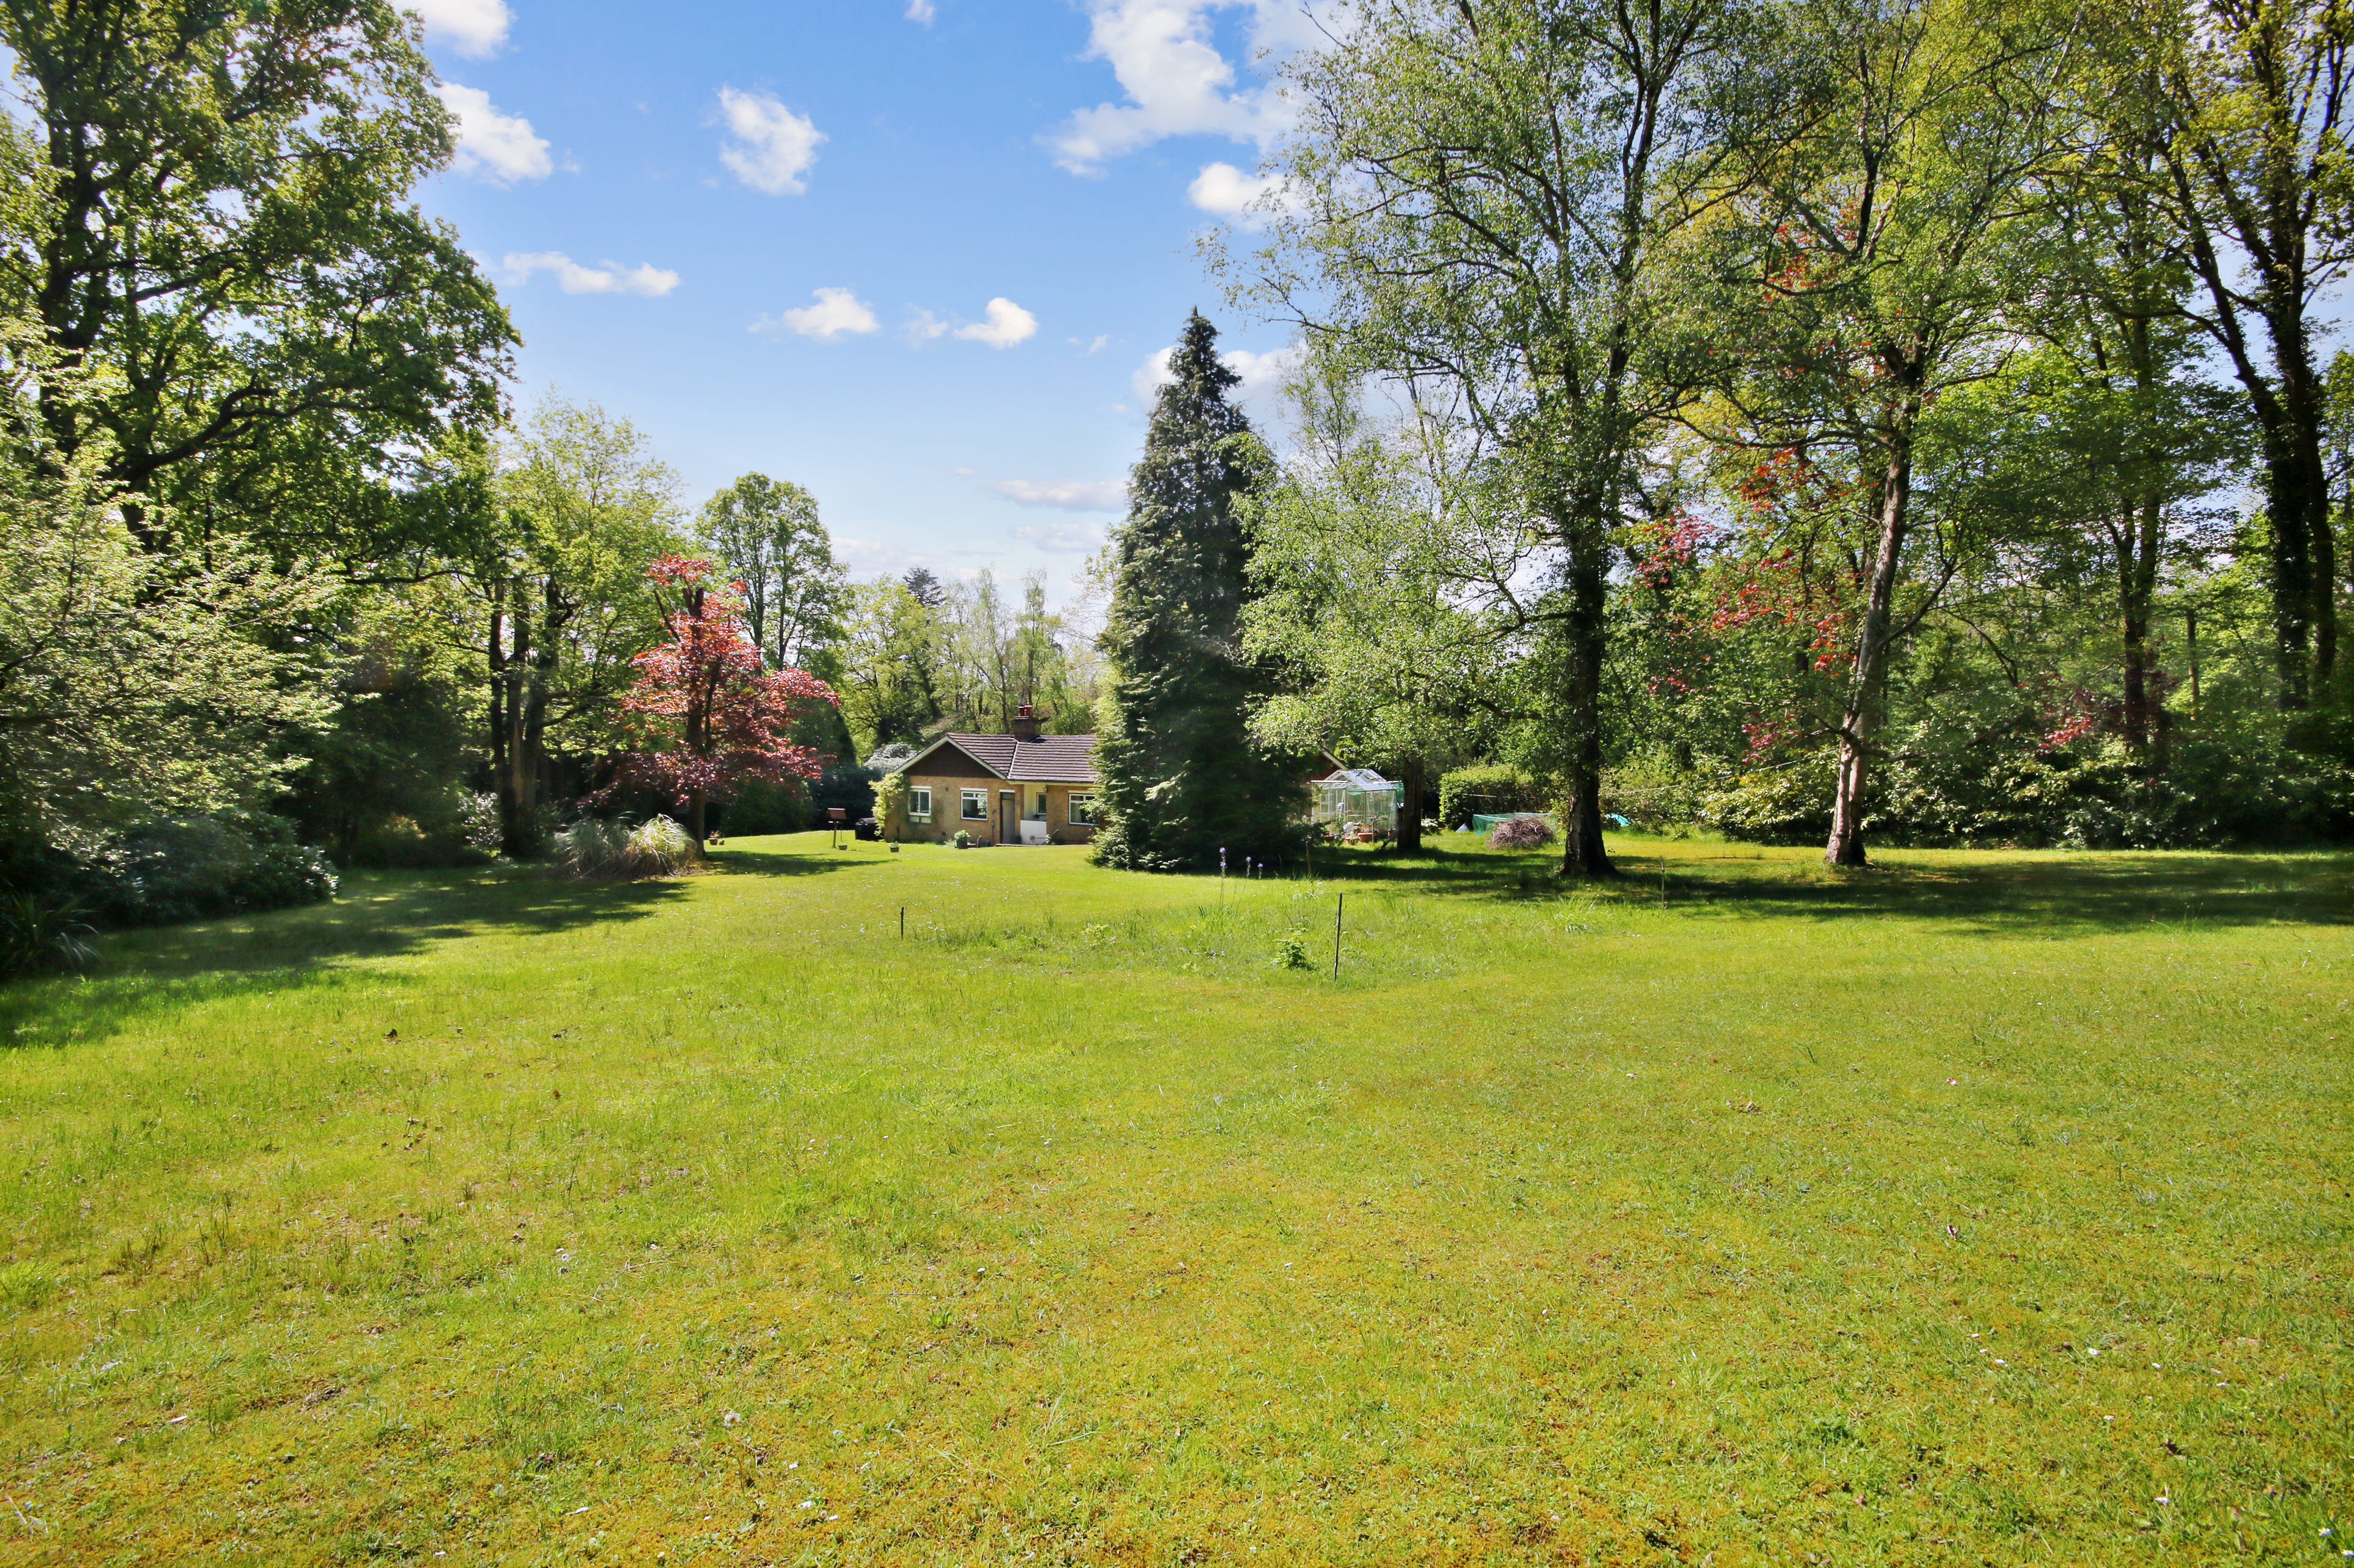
xmin=998 ymin=789 xmax=1014 ymax=844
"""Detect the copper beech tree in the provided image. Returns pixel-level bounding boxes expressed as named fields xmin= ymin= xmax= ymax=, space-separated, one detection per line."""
xmin=610 ymin=557 xmax=836 ymax=845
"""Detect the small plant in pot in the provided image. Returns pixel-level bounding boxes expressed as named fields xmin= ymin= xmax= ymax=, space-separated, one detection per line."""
xmin=953 ymin=829 xmax=971 ymax=849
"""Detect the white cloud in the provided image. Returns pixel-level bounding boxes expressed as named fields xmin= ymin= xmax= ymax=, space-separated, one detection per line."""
xmin=1188 ymin=160 xmax=1289 ymax=226
xmin=836 ymin=537 xmax=932 ymax=574
xmin=954 ymin=298 xmax=1039 ymax=349
xmin=1133 ymin=344 xmax=1179 ymax=405
xmin=1048 ymin=0 xmax=1297 ymax=174
xmin=754 ymin=287 xmax=880 ymax=340
xmin=1013 ymin=521 xmax=1112 ymax=553
xmin=717 ymin=88 xmax=825 ymax=196
xmin=1134 ymin=339 xmax=1303 ymax=406
xmin=402 ymin=0 xmax=510 ymax=58
xmin=990 ymin=478 xmax=1127 ymax=512
xmin=906 ymin=0 xmax=937 ymax=21
xmin=1070 ymin=333 xmax=1112 ymax=355
xmin=905 ymin=308 xmax=951 ymax=343
xmin=436 ymin=84 xmax=551 ymax=185
xmin=500 ymin=253 xmax=679 ymax=297
xmin=1223 ymin=343 xmax=1304 ymax=398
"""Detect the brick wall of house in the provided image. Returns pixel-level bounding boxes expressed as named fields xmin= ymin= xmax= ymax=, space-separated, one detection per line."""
xmin=893 ymin=775 xmax=1097 ymax=844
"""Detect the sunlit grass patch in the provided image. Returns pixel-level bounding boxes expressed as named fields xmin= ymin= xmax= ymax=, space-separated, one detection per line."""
xmin=0 ymin=832 xmax=2343 ymax=1562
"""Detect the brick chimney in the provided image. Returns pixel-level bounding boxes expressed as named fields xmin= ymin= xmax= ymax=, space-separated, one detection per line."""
xmin=1010 ymin=702 xmax=1042 ymax=742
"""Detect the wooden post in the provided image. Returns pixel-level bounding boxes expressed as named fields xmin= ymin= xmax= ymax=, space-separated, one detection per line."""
xmin=1333 ymin=893 xmax=1344 ymax=980
xmin=900 ymin=906 xmax=906 ymax=940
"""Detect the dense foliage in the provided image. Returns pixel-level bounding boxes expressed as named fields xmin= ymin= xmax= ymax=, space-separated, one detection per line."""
xmin=608 ymin=557 xmax=836 ymax=844
xmin=3 ymin=0 xmax=2350 ymax=970
xmin=1222 ymin=0 xmax=2354 ymax=870
xmin=1092 ymin=313 xmax=1305 ymax=872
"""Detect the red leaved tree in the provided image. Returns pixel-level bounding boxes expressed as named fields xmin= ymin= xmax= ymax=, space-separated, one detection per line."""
xmin=610 ymin=556 xmax=836 ymax=845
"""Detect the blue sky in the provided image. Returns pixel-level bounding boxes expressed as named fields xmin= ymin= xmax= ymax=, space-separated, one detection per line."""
xmin=406 ymin=0 xmax=1313 ymax=594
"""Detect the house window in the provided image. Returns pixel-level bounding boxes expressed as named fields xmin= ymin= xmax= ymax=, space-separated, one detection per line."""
xmin=961 ymin=788 xmax=988 ymax=820
xmin=907 ymin=787 xmax=932 ymax=823
xmin=1067 ymin=793 xmax=1099 ymax=826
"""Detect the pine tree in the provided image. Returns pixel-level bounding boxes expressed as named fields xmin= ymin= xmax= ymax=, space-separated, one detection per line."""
xmin=1092 ymin=312 xmax=1300 ymax=871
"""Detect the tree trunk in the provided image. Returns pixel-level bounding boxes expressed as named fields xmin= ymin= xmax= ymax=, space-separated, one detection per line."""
xmin=2266 ymin=135 xmax=2335 ymax=700
xmin=2316 ymin=469 xmax=2339 ymax=693
xmin=487 ymin=587 xmax=510 ymax=839
xmin=1395 ymin=754 xmax=1425 ymax=854
xmin=1556 ymin=515 xmax=1615 ymax=879
xmin=2121 ymin=485 xmax=2162 ymax=754
xmin=1824 ymin=416 xmax=1916 ymax=868
xmin=493 ymin=578 xmax=542 ymax=858
xmin=2119 ymin=321 xmax=2164 ymax=756
xmin=2121 ymin=605 xmax=2152 ymax=752
xmin=2263 ymin=423 xmax=2321 ymax=709
xmin=2170 ymin=126 xmax=2333 ymax=706
xmin=688 ymin=793 xmax=708 ymax=847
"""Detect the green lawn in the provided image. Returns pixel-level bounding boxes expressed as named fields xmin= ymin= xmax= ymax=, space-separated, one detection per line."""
xmin=0 ymin=834 xmax=2347 ymax=1565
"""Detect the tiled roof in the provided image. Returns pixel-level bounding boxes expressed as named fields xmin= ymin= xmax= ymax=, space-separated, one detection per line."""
xmin=905 ymin=733 xmax=1099 ymax=784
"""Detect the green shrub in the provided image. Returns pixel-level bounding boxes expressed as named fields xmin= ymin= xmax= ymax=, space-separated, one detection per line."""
xmin=457 ymin=792 xmax=503 ymax=854
xmin=720 ymin=776 xmax=812 ymax=836
xmin=1698 ymin=720 xmax=2354 ymax=851
xmin=344 ymin=813 xmax=493 ymax=869
xmin=1604 ymin=751 xmax=1712 ymax=833
xmin=1438 ymin=765 xmax=1549 ymax=830
xmin=95 ymin=811 xmax=337 ymax=923
xmin=1699 ymin=755 xmax=1837 ymax=845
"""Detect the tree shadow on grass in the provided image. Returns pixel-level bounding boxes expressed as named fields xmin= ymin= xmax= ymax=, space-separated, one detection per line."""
xmin=1313 ymin=843 xmax=2354 ymax=934
xmin=703 ymin=835 xmax=908 ymax=877
xmin=0 ymin=866 xmax=691 ymax=1050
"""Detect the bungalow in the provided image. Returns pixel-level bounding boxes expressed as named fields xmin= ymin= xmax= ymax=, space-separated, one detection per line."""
xmin=886 ymin=705 xmax=1100 ymax=845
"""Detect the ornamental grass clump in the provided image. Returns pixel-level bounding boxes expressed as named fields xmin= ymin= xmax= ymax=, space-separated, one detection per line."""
xmin=0 ymin=892 xmax=98 ymax=977
xmin=553 ymin=816 xmax=697 ymax=880
xmin=1488 ymin=814 xmax=1556 ymax=850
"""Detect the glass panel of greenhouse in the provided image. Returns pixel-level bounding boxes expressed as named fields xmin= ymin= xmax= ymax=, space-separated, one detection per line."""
xmin=1311 ymin=769 xmax=1400 ymax=831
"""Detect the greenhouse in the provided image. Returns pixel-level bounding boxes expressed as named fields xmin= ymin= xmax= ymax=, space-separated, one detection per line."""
xmin=1310 ymin=767 xmax=1400 ymax=833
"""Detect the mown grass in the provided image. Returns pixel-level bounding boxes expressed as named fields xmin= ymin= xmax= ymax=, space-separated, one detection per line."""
xmin=0 ymin=832 xmax=2345 ymax=1565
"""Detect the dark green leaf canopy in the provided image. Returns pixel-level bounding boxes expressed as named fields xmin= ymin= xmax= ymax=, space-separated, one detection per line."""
xmin=1091 ymin=312 xmax=1302 ymax=872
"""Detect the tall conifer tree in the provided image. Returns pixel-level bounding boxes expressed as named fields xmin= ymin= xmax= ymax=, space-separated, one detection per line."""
xmin=1092 ymin=312 xmax=1299 ymax=871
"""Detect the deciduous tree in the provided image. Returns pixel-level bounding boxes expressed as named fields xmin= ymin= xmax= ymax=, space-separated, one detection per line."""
xmin=0 ymin=0 xmax=515 ymax=560
xmin=611 ymin=557 xmax=835 ymax=847
xmin=694 ymin=474 xmax=848 ymax=678
xmin=1248 ymin=0 xmax=1775 ymax=875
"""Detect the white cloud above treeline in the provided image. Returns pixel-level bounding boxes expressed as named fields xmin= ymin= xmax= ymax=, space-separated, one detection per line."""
xmin=1012 ymin=521 xmax=1111 ymax=552
xmin=755 ymin=288 xmax=880 ymax=340
xmin=906 ymin=0 xmax=937 ymax=22
xmin=1049 ymin=0 xmax=1300 ymax=174
xmin=401 ymin=0 xmax=511 ymax=58
xmin=500 ymin=253 xmax=679 ymax=297
xmin=1187 ymin=160 xmax=1292 ymax=227
xmin=437 ymin=84 xmax=551 ymax=185
xmin=955 ymin=298 xmax=1039 ymax=349
xmin=761 ymin=293 xmax=1036 ymax=348
xmin=989 ymin=478 xmax=1126 ymax=512
xmin=717 ymin=88 xmax=825 ymax=195
xmin=1133 ymin=340 xmax=1301 ymax=406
